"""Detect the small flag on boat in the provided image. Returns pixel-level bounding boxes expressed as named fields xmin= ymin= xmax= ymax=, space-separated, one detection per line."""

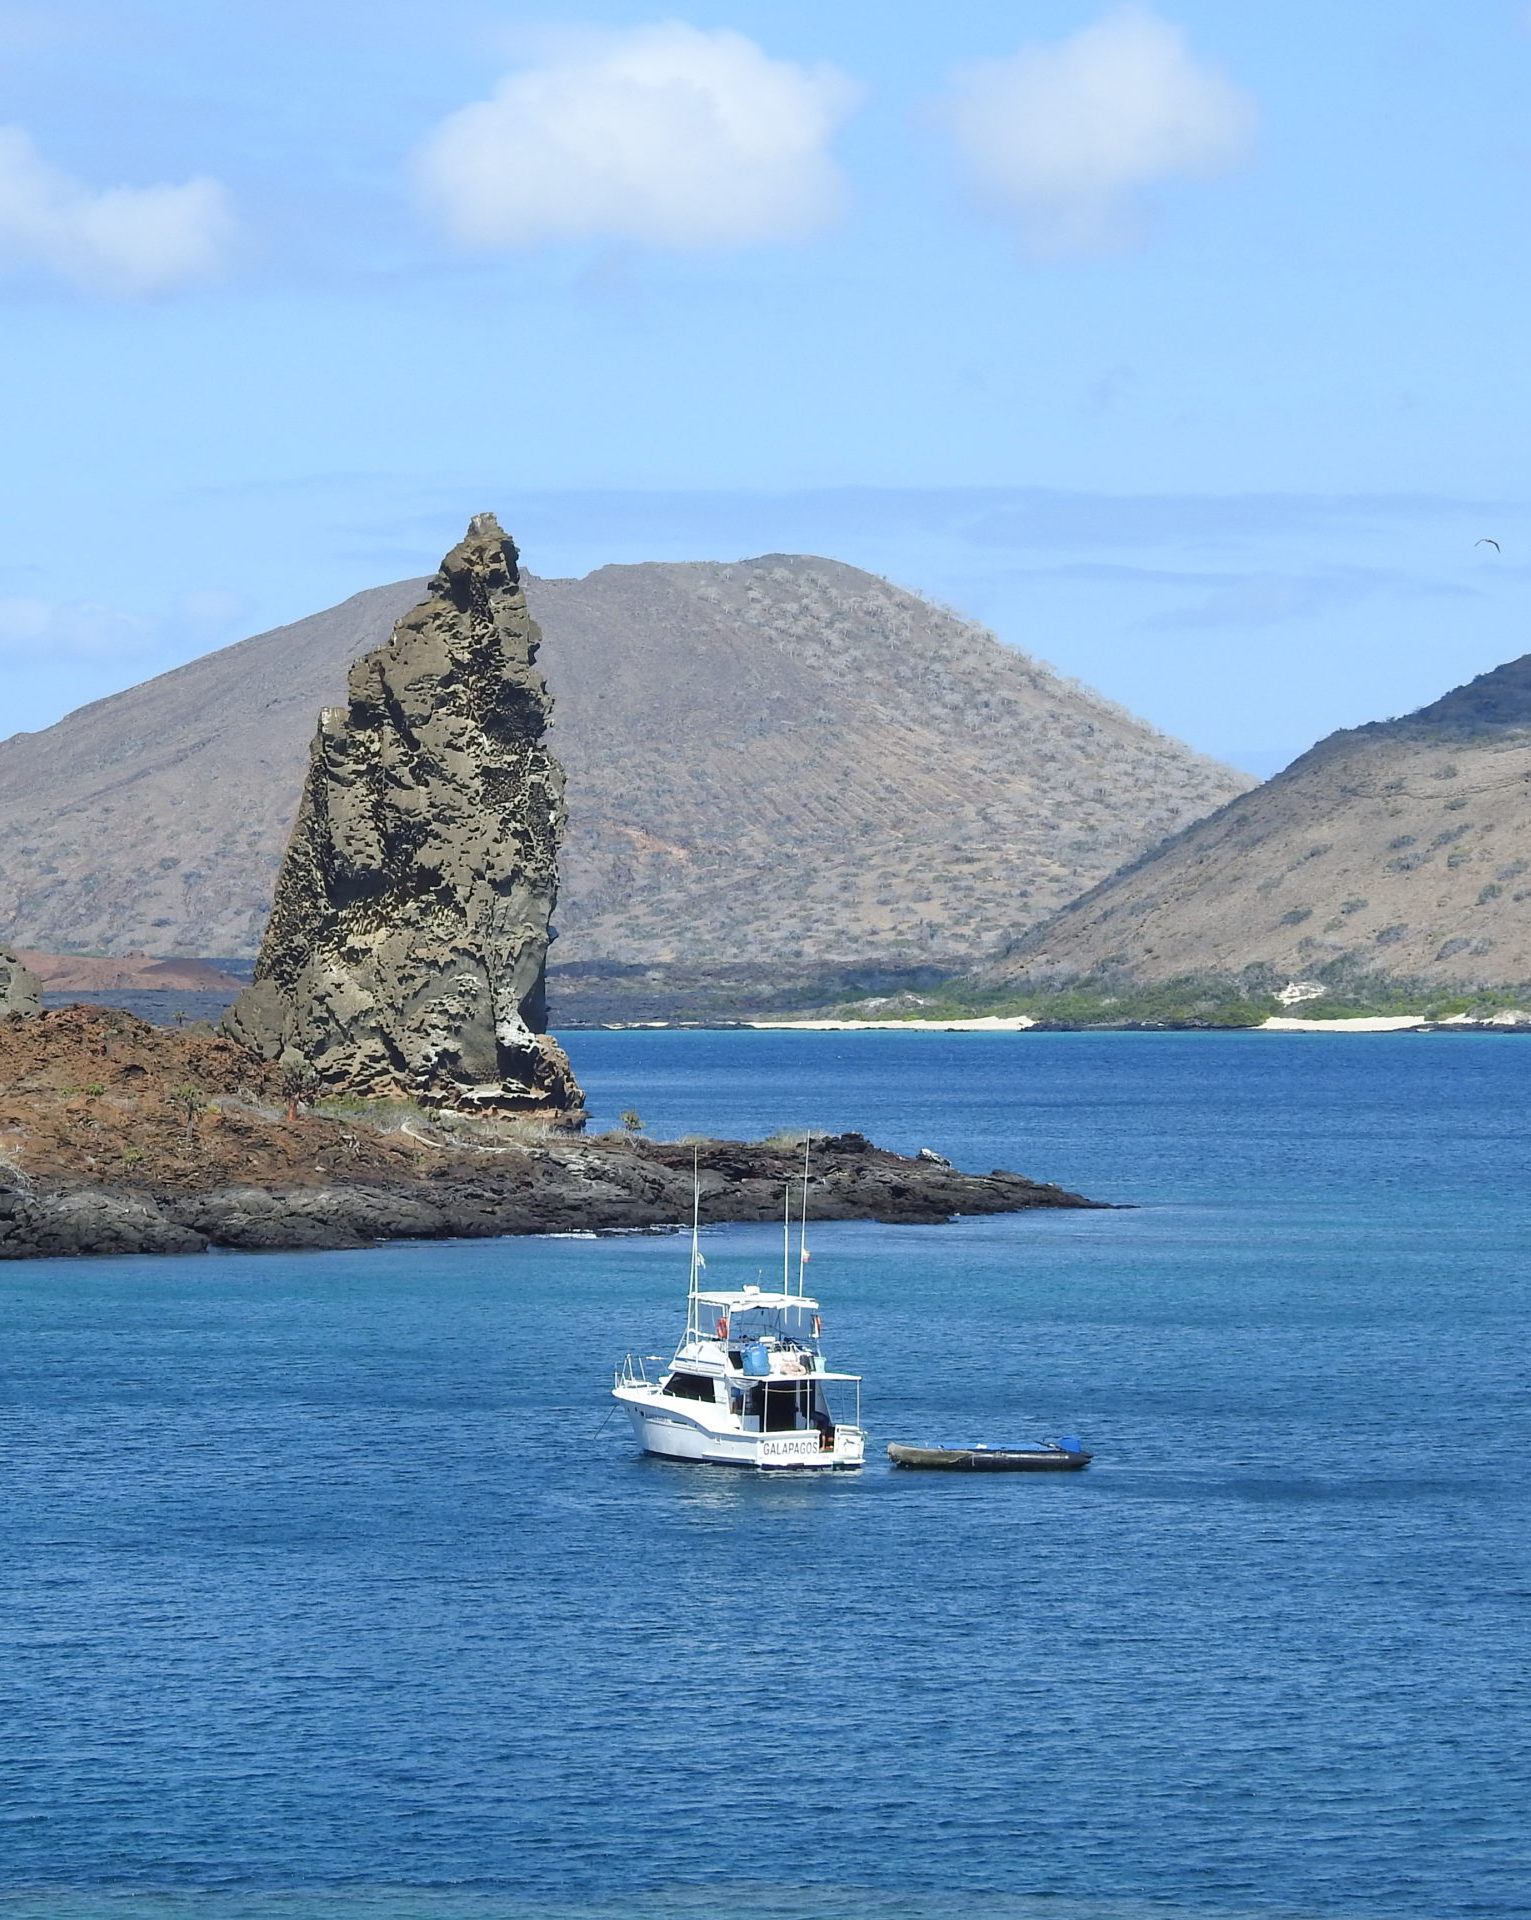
xmin=800 ymin=1247 xmax=811 ymax=1262
xmin=811 ymin=1314 xmax=822 ymax=1336
xmin=695 ymin=1252 xmax=706 ymax=1267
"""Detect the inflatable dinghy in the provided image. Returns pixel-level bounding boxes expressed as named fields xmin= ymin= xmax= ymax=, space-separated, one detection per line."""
xmin=887 ymin=1440 xmax=1091 ymax=1472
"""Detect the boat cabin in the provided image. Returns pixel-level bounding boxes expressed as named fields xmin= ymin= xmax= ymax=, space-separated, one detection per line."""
xmin=612 ymin=1193 xmax=868 ymax=1470
xmin=617 ymin=1285 xmax=862 ymax=1454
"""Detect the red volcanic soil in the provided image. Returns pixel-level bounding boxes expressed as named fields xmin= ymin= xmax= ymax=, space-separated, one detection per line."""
xmin=0 ymin=1004 xmax=447 ymax=1192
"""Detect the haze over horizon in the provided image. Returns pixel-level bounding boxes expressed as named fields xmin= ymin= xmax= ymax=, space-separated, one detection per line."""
xmin=3 ymin=2 xmax=1531 ymax=776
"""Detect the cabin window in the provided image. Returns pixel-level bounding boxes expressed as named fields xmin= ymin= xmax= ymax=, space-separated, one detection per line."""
xmin=663 ymin=1372 xmax=718 ymax=1403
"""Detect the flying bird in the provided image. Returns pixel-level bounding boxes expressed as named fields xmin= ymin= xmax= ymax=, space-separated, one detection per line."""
xmin=1476 ymin=538 xmax=1501 ymax=552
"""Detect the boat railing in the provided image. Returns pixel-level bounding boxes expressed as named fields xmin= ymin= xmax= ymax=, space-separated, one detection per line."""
xmin=616 ymin=1352 xmax=665 ymax=1389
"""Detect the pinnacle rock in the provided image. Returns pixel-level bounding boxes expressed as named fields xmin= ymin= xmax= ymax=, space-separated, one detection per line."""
xmin=0 ymin=944 xmax=41 ymax=1020
xmin=222 ymin=515 xmax=583 ymax=1117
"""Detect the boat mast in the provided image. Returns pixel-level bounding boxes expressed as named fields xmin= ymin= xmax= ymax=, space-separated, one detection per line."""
xmin=798 ymin=1136 xmax=811 ymax=1298
xmin=688 ymin=1143 xmax=702 ymax=1338
xmin=781 ymin=1172 xmax=791 ymax=1297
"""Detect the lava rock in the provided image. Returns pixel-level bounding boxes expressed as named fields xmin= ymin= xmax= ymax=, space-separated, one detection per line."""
xmin=0 ymin=945 xmax=41 ymax=1020
xmin=223 ymin=513 xmax=581 ymax=1118
xmin=0 ymin=1184 xmax=206 ymax=1259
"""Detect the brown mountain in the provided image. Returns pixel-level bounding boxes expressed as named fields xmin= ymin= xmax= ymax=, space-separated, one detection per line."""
xmin=0 ymin=550 xmax=1248 ymax=973
xmin=984 ymin=650 xmax=1531 ymax=990
xmin=19 ymin=952 xmax=246 ymax=993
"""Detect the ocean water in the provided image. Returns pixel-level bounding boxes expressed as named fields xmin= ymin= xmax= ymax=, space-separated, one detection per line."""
xmin=1 ymin=1031 xmax=1527 ymax=1920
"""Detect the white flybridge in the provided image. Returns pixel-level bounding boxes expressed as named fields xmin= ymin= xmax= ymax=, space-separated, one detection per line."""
xmin=612 ymin=1148 xmax=866 ymax=1471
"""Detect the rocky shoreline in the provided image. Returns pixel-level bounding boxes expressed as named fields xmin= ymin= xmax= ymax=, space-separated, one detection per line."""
xmin=0 ymin=1006 xmax=1101 ymax=1260
xmin=0 ymin=1138 xmax=1099 ymax=1259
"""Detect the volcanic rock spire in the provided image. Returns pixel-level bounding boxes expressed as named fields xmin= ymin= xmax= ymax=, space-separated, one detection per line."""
xmin=223 ymin=514 xmax=583 ymax=1116
xmin=0 ymin=944 xmax=41 ymax=1019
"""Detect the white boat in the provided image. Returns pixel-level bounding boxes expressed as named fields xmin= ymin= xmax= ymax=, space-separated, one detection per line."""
xmin=612 ymin=1152 xmax=866 ymax=1472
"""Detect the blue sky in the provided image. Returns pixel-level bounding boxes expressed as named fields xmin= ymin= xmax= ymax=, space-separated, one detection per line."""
xmin=2 ymin=1 xmax=1531 ymax=773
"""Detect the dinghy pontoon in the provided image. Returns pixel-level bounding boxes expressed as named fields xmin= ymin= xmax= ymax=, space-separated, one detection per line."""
xmin=887 ymin=1441 xmax=1091 ymax=1472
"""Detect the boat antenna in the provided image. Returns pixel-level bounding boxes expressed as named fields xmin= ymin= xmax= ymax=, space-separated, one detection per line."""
xmin=782 ymin=1168 xmax=792 ymax=1297
xmin=688 ymin=1143 xmax=702 ymax=1337
xmin=798 ymin=1136 xmax=811 ymax=1297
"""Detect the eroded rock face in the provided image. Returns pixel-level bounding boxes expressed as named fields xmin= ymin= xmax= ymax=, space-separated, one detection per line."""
xmin=0 ymin=944 xmax=41 ymax=1019
xmin=223 ymin=515 xmax=583 ymax=1116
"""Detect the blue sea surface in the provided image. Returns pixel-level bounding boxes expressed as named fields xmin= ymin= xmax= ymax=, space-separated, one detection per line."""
xmin=1 ymin=1031 xmax=1528 ymax=1920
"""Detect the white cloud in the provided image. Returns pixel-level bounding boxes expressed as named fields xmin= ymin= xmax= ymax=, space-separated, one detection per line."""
xmin=0 ymin=126 xmax=233 ymax=295
xmin=0 ymin=595 xmax=153 ymax=658
xmin=0 ymin=590 xmax=248 ymax=662
xmin=937 ymin=5 xmax=1255 ymax=255
xmin=414 ymin=22 xmax=859 ymax=252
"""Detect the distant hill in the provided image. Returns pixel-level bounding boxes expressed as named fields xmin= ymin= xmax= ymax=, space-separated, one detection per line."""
xmin=983 ymin=650 xmax=1531 ymax=991
xmin=19 ymin=951 xmax=246 ymax=993
xmin=0 ymin=551 xmax=1249 ymax=972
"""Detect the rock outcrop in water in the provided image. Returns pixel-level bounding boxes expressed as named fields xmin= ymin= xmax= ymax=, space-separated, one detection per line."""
xmin=0 ymin=944 xmax=40 ymax=1019
xmin=223 ymin=515 xmax=582 ymax=1116
xmin=0 ymin=1007 xmax=1101 ymax=1259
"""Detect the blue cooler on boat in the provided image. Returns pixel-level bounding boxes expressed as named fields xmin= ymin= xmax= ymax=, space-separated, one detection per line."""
xmin=741 ymin=1344 xmax=772 ymax=1377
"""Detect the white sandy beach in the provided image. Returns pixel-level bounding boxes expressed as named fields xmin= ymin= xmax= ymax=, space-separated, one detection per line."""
xmin=1257 ymin=1015 xmax=1430 ymax=1032
xmin=748 ymin=1015 xmax=1038 ymax=1032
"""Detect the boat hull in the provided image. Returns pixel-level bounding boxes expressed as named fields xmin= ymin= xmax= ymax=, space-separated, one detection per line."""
xmin=887 ymin=1443 xmax=1091 ymax=1472
xmin=621 ymin=1398 xmax=865 ymax=1471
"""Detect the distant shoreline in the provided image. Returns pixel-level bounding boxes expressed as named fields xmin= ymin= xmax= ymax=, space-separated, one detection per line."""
xmin=31 ymin=991 xmax=1531 ymax=1038
xmin=572 ymin=1015 xmax=1531 ymax=1035
xmin=748 ymin=1014 xmax=1038 ymax=1032
xmin=773 ymin=1015 xmax=1531 ymax=1034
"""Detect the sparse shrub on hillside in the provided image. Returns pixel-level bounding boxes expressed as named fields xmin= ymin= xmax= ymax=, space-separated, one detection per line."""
xmin=169 ymin=1082 xmax=204 ymax=1142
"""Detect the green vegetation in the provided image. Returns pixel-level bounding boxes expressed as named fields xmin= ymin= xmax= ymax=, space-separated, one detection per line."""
xmin=827 ymin=974 xmax=1276 ymax=1030
xmin=169 ymin=1082 xmax=204 ymax=1142
xmin=310 ymin=1095 xmax=436 ymax=1126
xmin=813 ymin=964 xmax=1531 ymax=1030
xmin=309 ymin=1096 xmax=553 ymax=1149
xmin=1267 ymin=979 xmax=1528 ymax=1022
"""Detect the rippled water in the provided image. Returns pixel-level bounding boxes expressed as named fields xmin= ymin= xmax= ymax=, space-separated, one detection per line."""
xmin=1 ymin=1031 xmax=1527 ymax=1920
